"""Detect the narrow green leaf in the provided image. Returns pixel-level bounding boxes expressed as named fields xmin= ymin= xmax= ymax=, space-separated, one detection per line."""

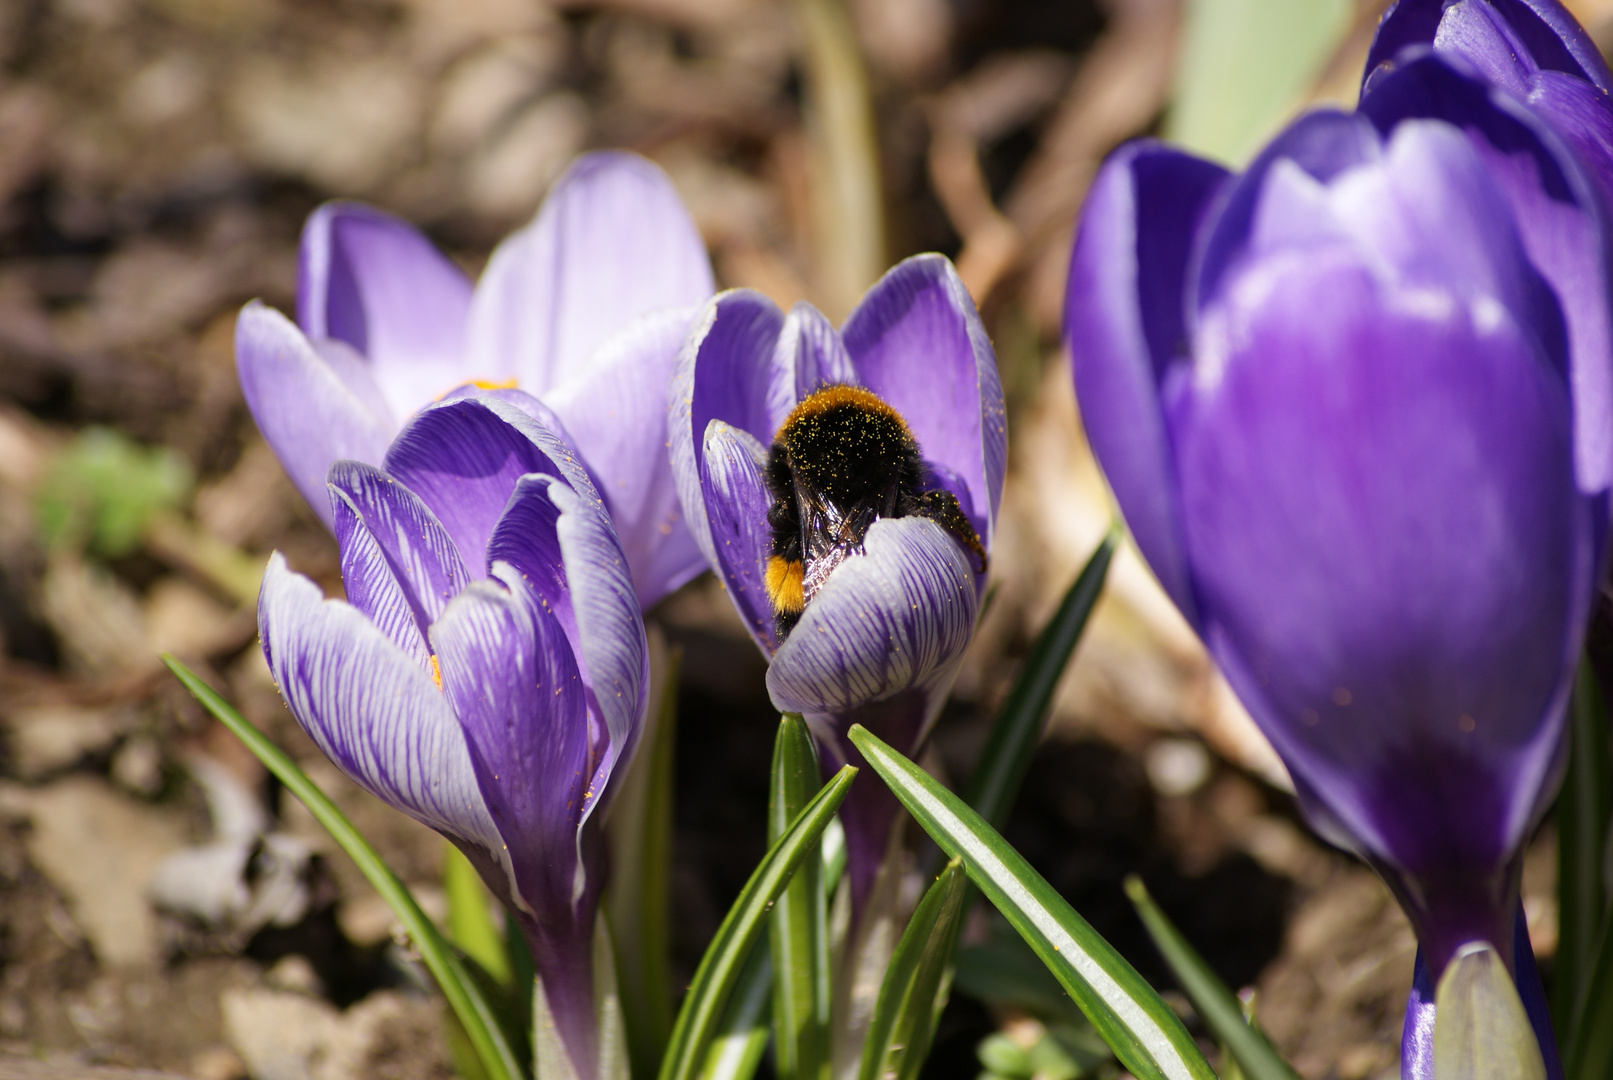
xmin=1556 ymin=658 xmax=1610 ymax=1040
xmin=446 ymin=842 xmax=512 ymax=986
xmin=1123 ymin=876 xmax=1297 ymax=1080
xmin=698 ymin=945 xmax=773 ymax=1080
xmin=847 ymin=725 xmax=1214 ymax=1080
xmin=1567 ymin=913 xmax=1613 ymax=1079
xmin=771 ymin=715 xmax=828 ymax=1080
xmin=967 ymin=527 xmax=1117 ymax=832
xmin=1165 ymin=0 xmax=1353 ymax=166
xmin=1434 ymin=942 xmax=1546 ymax=1080
xmin=658 ymin=764 xmax=859 ymax=1080
xmin=609 ymin=640 xmax=682 ymax=1080
xmin=858 ymin=858 xmax=969 ymax=1080
xmin=163 ymin=655 xmax=526 ymax=1080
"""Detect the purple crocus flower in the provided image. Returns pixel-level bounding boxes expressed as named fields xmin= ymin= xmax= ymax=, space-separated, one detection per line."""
xmin=669 ymin=255 xmax=1006 ymax=910
xmin=1065 ymin=53 xmax=1612 ymax=1073
xmin=236 ymin=151 xmax=715 ymax=608
xmin=1363 ymin=0 xmax=1613 ymax=206
xmin=258 ymin=389 xmax=646 ymax=1080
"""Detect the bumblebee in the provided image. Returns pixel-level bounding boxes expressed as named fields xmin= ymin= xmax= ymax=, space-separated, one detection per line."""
xmin=763 ymin=385 xmax=988 ymax=640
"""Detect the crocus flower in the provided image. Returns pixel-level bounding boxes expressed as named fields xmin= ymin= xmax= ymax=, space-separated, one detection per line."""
xmin=670 ymin=256 xmax=1006 ymax=909
xmin=1363 ymin=0 xmax=1613 ymax=206
xmin=236 ymin=151 xmax=715 ymax=607
xmin=258 ymin=389 xmax=646 ymax=1080
xmin=1065 ymin=53 xmax=1612 ymax=1074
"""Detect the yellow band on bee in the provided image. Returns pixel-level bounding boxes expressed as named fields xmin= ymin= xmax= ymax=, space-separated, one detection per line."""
xmin=765 ymin=556 xmax=805 ymax=615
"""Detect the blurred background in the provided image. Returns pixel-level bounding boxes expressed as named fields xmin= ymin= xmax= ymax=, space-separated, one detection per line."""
xmin=0 ymin=0 xmax=1608 ymax=1077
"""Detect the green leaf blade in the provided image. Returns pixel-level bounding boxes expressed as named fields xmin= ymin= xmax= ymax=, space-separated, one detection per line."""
xmin=1123 ymin=876 xmax=1297 ymax=1080
xmin=163 ymin=655 xmax=526 ymax=1080
xmin=847 ymin=725 xmax=1214 ymax=1080
xmin=659 ymin=764 xmax=858 ymax=1080
xmin=1165 ymin=0 xmax=1353 ymax=166
xmin=858 ymin=858 xmax=969 ymax=1080
xmin=771 ymin=715 xmax=828 ymax=1080
xmin=967 ymin=528 xmax=1117 ymax=832
xmin=698 ymin=945 xmax=773 ymax=1080
xmin=1556 ymin=658 xmax=1610 ymax=1042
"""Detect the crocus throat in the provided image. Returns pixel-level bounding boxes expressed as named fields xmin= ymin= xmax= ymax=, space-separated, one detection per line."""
xmin=429 ymin=654 xmax=442 ymax=690
xmin=433 ymin=377 xmax=520 ymax=401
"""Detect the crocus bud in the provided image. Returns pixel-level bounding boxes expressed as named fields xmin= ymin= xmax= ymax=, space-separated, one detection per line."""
xmin=1065 ymin=52 xmax=1611 ymax=1075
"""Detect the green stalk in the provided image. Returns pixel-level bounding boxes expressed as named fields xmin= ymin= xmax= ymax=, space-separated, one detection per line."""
xmin=1556 ymin=658 xmax=1611 ymax=1041
xmin=770 ymin=715 xmax=829 ymax=1080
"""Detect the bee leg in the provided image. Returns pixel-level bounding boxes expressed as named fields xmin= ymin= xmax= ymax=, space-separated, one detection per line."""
xmin=911 ymin=490 xmax=988 ymax=574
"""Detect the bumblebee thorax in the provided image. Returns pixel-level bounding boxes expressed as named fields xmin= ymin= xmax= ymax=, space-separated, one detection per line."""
xmin=775 ymin=385 xmax=916 ymax=507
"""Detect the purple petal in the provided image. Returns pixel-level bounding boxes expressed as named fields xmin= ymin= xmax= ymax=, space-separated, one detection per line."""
xmin=384 ymin=392 xmax=595 ymax=567
xmin=1528 ymin=68 xmax=1613 ymax=210
xmin=1364 ymin=0 xmax=1447 ymax=88
xmin=1366 ymin=0 xmax=1613 ymax=94
xmin=328 ymin=460 xmax=470 ymax=652
xmin=430 ymin=565 xmax=592 ymax=918
xmin=312 ymin=338 xmax=396 ymax=428
xmin=1064 ymin=143 xmax=1226 ymax=623
xmin=1176 ymin=248 xmax=1587 ymax=973
xmin=1249 ymin=121 xmax=1568 ymax=370
xmin=842 ymin=255 xmax=1006 ymax=548
xmin=1435 ymin=0 xmax=1540 ymax=96
xmin=332 ymin=496 xmax=431 ymax=667
xmin=1193 ymin=110 xmax=1382 ymax=318
xmin=1361 ymin=55 xmax=1613 ymax=500
xmin=257 ymin=554 xmax=513 ymax=894
xmin=235 ymin=302 xmax=394 ymax=530
xmin=766 ymin=516 xmax=977 ymax=720
xmin=297 ymin=202 xmax=474 ymax=421
xmin=1513 ymin=905 xmax=1565 ymax=1080
xmin=671 ymin=291 xmax=787 ymax=572
xmin=778 ymin=302 xmax=859 ymax=408
xmin=1402 ymin=948 xmax=1435 ymax=1080
xmin=487 ymin=473 xmax=648 ymax=820
xmin=465 ymin=152 xmax=715 ymax=394
xmin=698 ymin=421 xmax=779 ymax=654
xmin=544 ymin=308 xmax=707 ymax=608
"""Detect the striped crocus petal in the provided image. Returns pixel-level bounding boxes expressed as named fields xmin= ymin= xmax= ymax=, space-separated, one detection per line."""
xmin=766 ymin=516 xmax=978 ymax=908
xmin=257 ymin=554 xmax=515 ymax=900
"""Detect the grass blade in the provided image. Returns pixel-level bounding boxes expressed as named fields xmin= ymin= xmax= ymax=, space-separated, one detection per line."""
xmin=446 ymin=842 xmax=512 ymax=986
xmin=1556 ymin=658 xmax=1610 ymax=1041
xmin=163 ymin=655 xmax=526 ymax=1080
xmin=858 ymin=858 xmax=969 ymax=1080
xmin=698 ymin=946 xmax=773 ymax=1080
xmin=771 ymin=715 xmax=828 ymax=1080
xmin=609 ymin=640 xmax=682 ymax=1080
xmin=847 ymin=725 xmax=1214 ymax=1080
xmin=1124 ymin=876 xmax=1297 ymax=1080
xmin=658 ymin=764 xmax=858 ymax=1080
xmin=967 ymin=527 xmax=1117 ymax=831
